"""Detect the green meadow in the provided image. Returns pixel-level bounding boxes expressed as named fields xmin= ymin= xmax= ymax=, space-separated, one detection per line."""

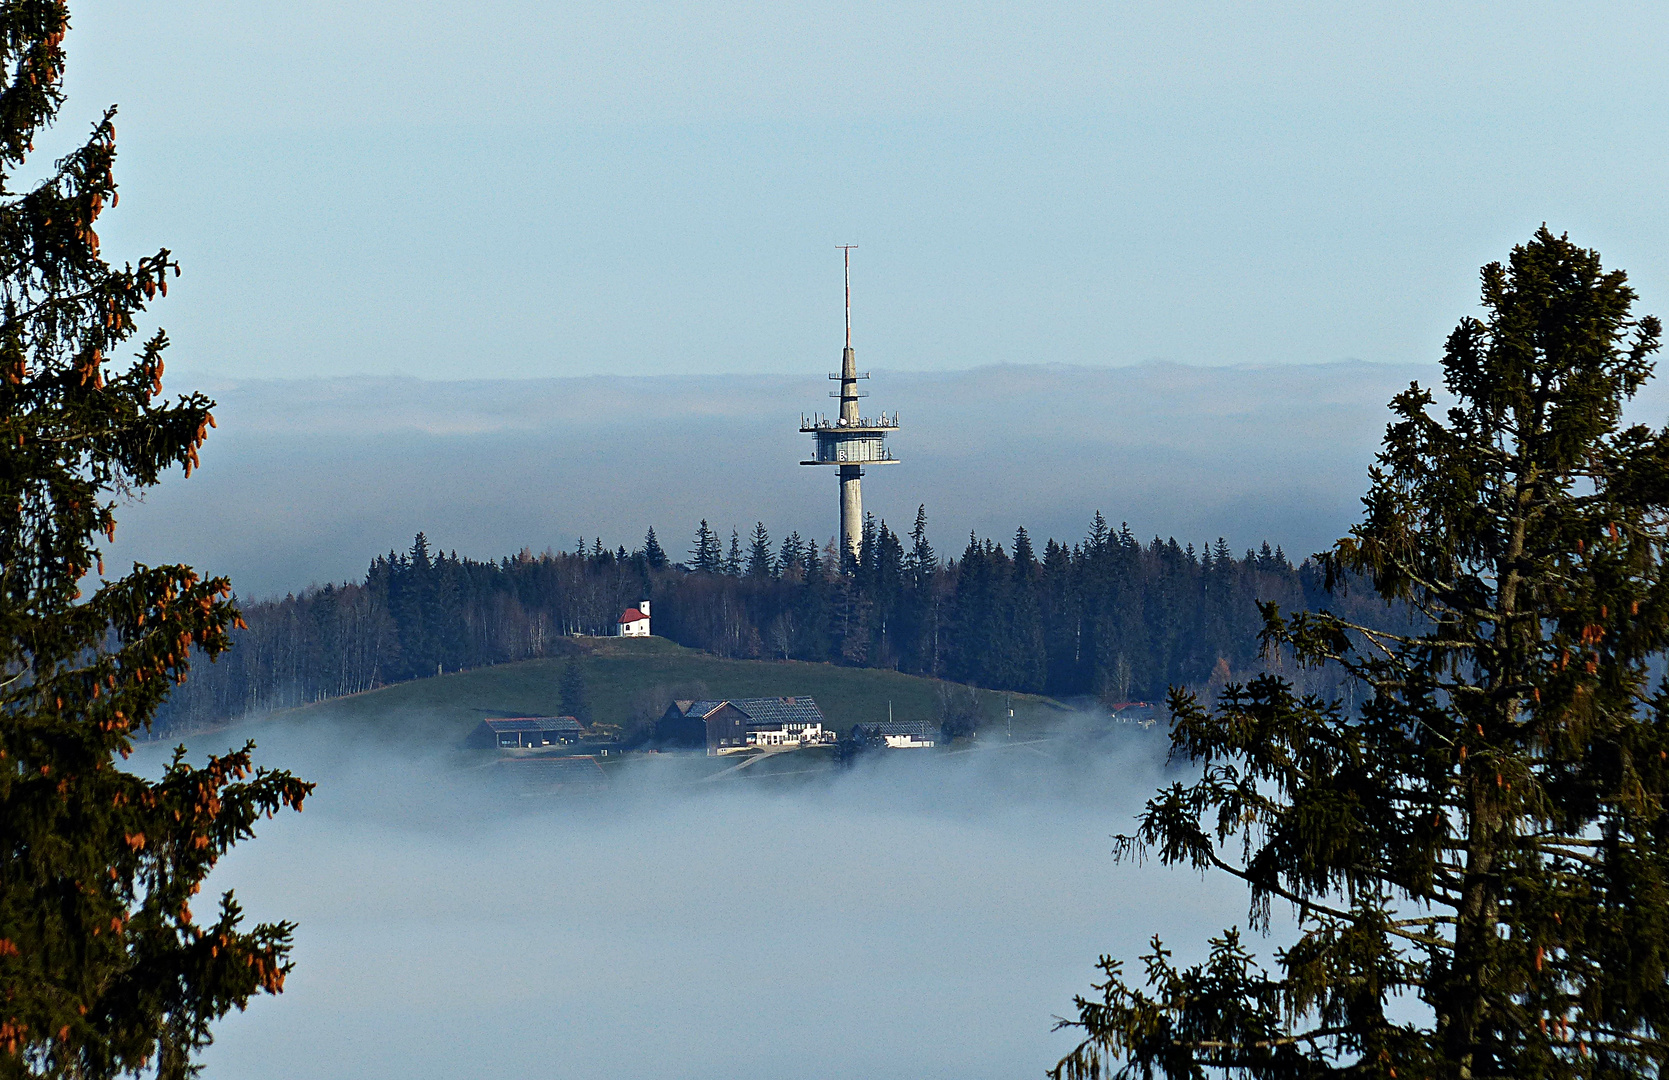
xmin=248 ymin=635 xmax=1073 ymax=746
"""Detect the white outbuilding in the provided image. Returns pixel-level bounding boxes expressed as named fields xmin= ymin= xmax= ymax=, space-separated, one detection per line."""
xmin=617 ymin=600 xmax=651 ymax=637
xmin=863 ymin=719 xmax=936 ymax=748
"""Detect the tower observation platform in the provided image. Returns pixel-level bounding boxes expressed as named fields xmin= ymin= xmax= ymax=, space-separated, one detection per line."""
xmin=801 ymin=247 xmax=899 ymax=563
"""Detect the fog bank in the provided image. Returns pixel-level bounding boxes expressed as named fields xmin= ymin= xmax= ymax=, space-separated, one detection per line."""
xmin=110 ymin=361 xmax=1440 ymax=598
xmin=158 ymin=720 xmax=1259 ymax=1079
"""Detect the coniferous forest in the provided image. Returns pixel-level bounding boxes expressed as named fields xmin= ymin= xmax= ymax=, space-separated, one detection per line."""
xmin=157 ymin=508 xmax=1395 ymax=732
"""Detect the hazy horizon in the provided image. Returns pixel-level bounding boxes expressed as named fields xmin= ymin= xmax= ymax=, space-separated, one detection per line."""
xmin=106 ymin=358 xmax=1447 ymax=598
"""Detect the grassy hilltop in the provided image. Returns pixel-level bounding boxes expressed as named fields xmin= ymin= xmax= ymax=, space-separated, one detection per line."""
xmin=257 ymin=635 xmax=1071 ymax=745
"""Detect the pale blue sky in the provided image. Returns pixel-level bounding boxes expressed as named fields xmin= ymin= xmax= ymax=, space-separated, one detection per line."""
xmin=63 ymin=2 xmax=1669 ymax=380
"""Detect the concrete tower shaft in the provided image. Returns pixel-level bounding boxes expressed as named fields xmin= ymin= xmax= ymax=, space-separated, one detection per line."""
xmin=840 ymin=463 xmax=862 ymax=556
xmin=800 ymin=247 xmax=899 ymax=565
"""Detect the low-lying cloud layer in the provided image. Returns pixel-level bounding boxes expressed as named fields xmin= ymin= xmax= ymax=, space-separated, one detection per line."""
xmin=150 ymin=718 xmax=1263 ymax=1080
xmin=110 ymin=361 xmax=1442 ymax=598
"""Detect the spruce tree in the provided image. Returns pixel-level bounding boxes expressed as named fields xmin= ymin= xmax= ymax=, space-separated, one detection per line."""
xmin=907 ymin=505 xmax=936 ymax=584
xmin=746 ymin=522 xmax=774 ymax=579
xmin=1042 ymin=537 xmax=1079 ymax=694
xmin=1013 ymin=525 xmax=1038 ymax=571
xmin=858 ymin=512 xmax=878 ymax=576
xmin=778 ymin=531 xmax=804 ymax=582
xmin=642 ymin=526 xmax=668 ymax=570
xmin=0 ymin=6 xmax=312 ymax=1076
xmin=797 ymin=539 xmax=831 ymax=658
xmin=1088 ymin=511 xmax=1111 ymax=552
xmin=1054 ymin=229 xmax=1669 ymax=1078
xmin=1009 ymin=527 xmax=1046 ymax=693
xmin=558 ymin=658 xmax=590 ymax=727
xmin=690 ymin=520 xmax=721 ymax=574
xmin=724 ymin=528 xmax=743 ymax=577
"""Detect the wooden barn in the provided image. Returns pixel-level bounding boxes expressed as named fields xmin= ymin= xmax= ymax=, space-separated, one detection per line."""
xmin=656 ymin=700 xmax=750 ymax=754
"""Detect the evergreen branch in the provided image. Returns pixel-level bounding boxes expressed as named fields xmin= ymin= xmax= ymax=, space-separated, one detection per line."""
xmin=1201 ymin=848 xmax=1460 ymax=937
xmin=1386 ymin=915 xmax=1455 ymax=928
xmin=1331 ymin=618 xmax=1477 ymax=653
xmin=1576 ymin=1025 xmax=1669 ymax=1050
xmin=1182 ymin=1025 xmax=1355 ymax=1050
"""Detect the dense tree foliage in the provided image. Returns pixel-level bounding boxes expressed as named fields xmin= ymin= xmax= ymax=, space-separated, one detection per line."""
xmin=0 ymin=4 xmax=310 ymax=1076
xmin=558 ymin=658 xmax=589 ymax=727
xmin=155 ymin=510 xmax=1385 ymax=733
xmin=1054 ymin=230 xmax=1669 ymax=1078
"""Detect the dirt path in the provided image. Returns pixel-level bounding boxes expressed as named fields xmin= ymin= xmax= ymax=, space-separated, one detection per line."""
xmin=698 ymin=749 xmax=795 ymax=782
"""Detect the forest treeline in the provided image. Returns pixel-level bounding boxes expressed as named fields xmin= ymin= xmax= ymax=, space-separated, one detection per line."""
xmin=156 ymin=509 xmax=1391 ymax=732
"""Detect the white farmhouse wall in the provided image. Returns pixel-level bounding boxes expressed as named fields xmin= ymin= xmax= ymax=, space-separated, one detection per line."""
xmin=747 ymin=722 xmax=824 ymax=747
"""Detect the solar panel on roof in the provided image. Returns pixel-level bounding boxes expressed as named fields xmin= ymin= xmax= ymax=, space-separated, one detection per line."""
xmin=482 ymin=716 xmax=583 ymax=733
xmin=865 ymin=720 xmax=930 ymax=737
xmin=728 ymin=697 xmax=824 ymax=725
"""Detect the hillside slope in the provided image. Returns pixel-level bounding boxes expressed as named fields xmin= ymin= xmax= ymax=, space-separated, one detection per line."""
xmin=243 ymin=636 xmax=1071 ymax=745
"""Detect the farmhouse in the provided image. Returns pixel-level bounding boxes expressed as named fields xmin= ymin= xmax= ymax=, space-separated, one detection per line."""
xmin=656 ymin=696 xmax=827 ymax=755
xmin=737 ymin=696 xmax=828 ymax=747
xmin=617 ymin=600 xmax=651 ymax=637
xmin=469 ymin=716 xmax=585 ymax=749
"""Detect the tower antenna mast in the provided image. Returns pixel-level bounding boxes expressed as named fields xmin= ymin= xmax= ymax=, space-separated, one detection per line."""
xmin=840 ymin=244 xmax=857 ymax=349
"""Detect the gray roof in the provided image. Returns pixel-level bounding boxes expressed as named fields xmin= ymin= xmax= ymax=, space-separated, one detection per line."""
xmin=680 ymin=697 xmax=824 ymax=727
xmin=482 ymin=716 xmax=583 ymax=733
xmin=733 ymin=697 xmax=824 ymax=727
